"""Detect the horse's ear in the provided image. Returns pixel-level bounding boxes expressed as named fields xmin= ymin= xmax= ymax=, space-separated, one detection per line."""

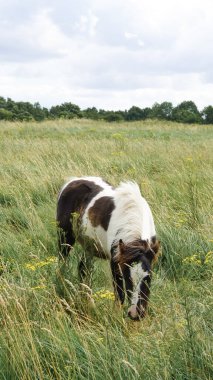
xmin=113 ymin=239 xmax=126 ymax=264
xmin=118 ymin=239 xmax=125 ymax=253
xmin=151 ymin=240 xmax=160 ymax=263
xmin=151 ymin=240 xmax=160 ymax=254
xmin=141 ymin=240 xmax=149 ymax=251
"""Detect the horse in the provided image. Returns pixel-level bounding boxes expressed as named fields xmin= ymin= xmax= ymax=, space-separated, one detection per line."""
xmin=56 ymin=176 xmax=160 ymax=320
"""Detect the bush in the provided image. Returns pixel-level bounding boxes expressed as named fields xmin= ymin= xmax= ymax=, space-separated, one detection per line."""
xmin=0 ymin=108 xmax=13 ymax=120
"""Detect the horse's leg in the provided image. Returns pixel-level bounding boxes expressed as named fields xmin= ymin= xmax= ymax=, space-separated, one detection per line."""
xmin=110 ymin=259 xmax=125 ymax=305
xmin=58 ymin=227 xmax=75 ymax=260
xmin=77 ymin=252 xmax=95 ymax=310
xmin=56 ymin=227 xmax=75 ymax=297
xmin=78 ymin=258 xmax=87 ymax=281
xmin=78 ymin=252 xmax=94 ymax=287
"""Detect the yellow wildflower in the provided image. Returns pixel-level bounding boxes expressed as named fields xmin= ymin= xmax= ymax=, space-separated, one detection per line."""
xmin=112 ymin=133 xmax=124 ymax=140
xmin=111 ymin=151 xmax=124 ymax=157
xmin=175 ymin=318 xmax=187 ymax=329
xmin=96 ymin=337 xmax=104 ymax=343
xmin=25 ymin=256 xmax=57 ymax=271
xmin=25 ymin=263 xmax=37 ymax=271
xmin=46 ymin=256 xmax=57 ymax=263
xmin=94 ymin=289 xmax=115 ymax=301
xmin=205 ymin=251 xmax=213 ymax=264
xmin=182 ymin=254 xmax=201 ymax=265
xmin=31 ymin=285 xmax=46 ymax=290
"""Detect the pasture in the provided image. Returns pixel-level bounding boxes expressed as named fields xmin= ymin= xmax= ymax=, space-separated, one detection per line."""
xmin=0 ymin=119 xmax=212 ymax=379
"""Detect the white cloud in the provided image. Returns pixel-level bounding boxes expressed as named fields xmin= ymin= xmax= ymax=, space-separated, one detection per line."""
xmin=124 ymin=32 xmax=138 ymax=40
xmin=75 ymin=10 xmax=99 ymax=37
xmin=0 ymin=0 xmax=213 ymax=110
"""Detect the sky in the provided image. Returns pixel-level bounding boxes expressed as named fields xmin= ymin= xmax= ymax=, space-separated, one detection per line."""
xmin=0 ymin=0 xmax=213 ymax=111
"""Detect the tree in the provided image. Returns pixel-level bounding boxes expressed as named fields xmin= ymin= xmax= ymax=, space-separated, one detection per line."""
xmin=201 ymin=106 xmax=213 ymax=124
xmin=32 ymin=102 xmax=47 ymax=121
xmin=104 ymin=111 xmax=124 ymax=122
xmin=0 ymin=96 xmax=6 ymax=109
xmin=98 ymin=109 xmax=107 ymax=119
xmin=83 ymin=107 xmax=99 ymax=120
xmin=0 ymin=95 xmax=212 ymax=124
xmin=50 ymin=102 xmax=82 ymax=119
xmin=172 ymin=101 xmax=202 ymax=124
xmin=126 ymin=106 xmax=151 ymax=120
xmin=15 ymin=112 xmax=34 ymax=121
xmin=151 ymin=102 xmax=173 ymax=120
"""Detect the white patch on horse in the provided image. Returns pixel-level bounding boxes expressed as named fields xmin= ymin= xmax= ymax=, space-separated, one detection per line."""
xmin=128 ymin=263 xmax=149 ymax=319
xmin=130 ymin=263 xmax=149 ymax=305
xmin=131 ymin=263 xmax=148 ymax=286
xmin=81 ymin=182 xmax=114 ymax=257
xmin=107 ymin=181 xmax=156 ymax=253
xmin=128 ymin=264 xmax=149 ymax=318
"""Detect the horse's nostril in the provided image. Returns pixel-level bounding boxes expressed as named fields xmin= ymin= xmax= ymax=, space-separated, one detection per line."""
xmin=128 ymin=310 xmax=140 ymax=321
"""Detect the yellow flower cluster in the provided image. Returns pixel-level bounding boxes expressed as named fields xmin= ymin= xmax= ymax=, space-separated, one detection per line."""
xmin=205 ymin=251 xmax=213 ymax=264
xmin=111 ymin=151 xmax=124 ymax=157
xmin=182 ymin=251 xmax=213 ymax=266
xmin=182 ymin=254 xmax=201 ymax=265
xmin=25 ymin=256 xmax=57 ymax=271
xmin=112 ymin=133 xmax=124 ymax=140
xmin=175 ymin=318 xmax=187 ymax=329
xmin=30 ymin=284 xmax=46 ymax=290
xmin=93 ymin=289 xmax=115 ymax=301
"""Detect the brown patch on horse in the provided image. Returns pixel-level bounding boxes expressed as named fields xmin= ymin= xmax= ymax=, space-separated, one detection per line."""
xmin=88 ymin=196 xmax=115 ymax=231
xmin=57 ymin=180 xmax=104 ymax=230
xmin=114 ymin=239 xmax=160 ymax=268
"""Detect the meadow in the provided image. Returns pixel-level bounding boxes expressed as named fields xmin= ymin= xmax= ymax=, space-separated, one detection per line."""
xmin=0 ymin=119 xmax=212 ymax=380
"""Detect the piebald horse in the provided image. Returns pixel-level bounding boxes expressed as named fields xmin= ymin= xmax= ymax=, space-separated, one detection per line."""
xmin=57 ymin=176 xmax=160 ymax=320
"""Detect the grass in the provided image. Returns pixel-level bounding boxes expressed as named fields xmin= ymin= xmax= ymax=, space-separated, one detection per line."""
xmin=0 ymin=118 xmax=213 ymax=379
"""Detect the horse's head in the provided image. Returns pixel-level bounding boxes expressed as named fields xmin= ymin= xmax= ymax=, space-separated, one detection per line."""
xmin=116 ymin=238 xmax=160 ymax=320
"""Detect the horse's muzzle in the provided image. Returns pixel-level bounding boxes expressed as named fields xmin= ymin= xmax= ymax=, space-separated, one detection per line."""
xmin=127 ymin=304 xmax=146 ymax=320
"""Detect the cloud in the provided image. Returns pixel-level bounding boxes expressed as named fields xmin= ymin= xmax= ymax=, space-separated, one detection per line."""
xmin=74 ymin=10 xmax=99 ymax=37
xmin=0 ymin=0 xmax=213 ymax=110
xmin=0 ymin=7 xmax=71 ymax=61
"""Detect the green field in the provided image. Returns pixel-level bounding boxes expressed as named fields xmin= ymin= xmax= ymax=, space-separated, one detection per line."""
xmin=0 ymin=119 xmax=213 ymax=379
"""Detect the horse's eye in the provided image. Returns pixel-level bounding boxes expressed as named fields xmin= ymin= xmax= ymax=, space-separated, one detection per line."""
xmin=142 ymin=261 xmax=150 ymax=272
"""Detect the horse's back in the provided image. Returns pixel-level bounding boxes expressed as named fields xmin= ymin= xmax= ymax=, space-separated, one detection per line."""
xmin=57 ymin=177 xmax=106 ymax=229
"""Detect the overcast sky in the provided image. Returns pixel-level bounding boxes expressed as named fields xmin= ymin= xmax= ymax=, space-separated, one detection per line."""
xmin=0 ymin=0 xmax=213 ymax=110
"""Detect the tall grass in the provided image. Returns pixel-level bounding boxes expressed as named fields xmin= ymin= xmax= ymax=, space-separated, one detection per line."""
xmin=0 ymin=119 xmax=213 ymax=379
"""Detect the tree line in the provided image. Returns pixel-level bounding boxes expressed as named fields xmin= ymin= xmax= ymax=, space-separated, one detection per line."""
xmin=0 ymin=96 xmax=213 ymax=124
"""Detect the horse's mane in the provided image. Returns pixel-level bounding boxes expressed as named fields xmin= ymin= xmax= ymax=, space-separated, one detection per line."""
xmin=112 ymin=181 xmax=146 ymax=244
xmin=115 ymin=181 xmax=142 ymax=204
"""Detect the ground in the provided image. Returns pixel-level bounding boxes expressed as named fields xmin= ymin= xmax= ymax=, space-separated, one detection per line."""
xmin=0 ymin=119 xmax=212 ymax=379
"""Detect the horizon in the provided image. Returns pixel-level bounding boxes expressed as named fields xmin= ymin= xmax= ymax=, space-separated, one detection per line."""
xmin=1 ymin=95 xmax=211 ymax=113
